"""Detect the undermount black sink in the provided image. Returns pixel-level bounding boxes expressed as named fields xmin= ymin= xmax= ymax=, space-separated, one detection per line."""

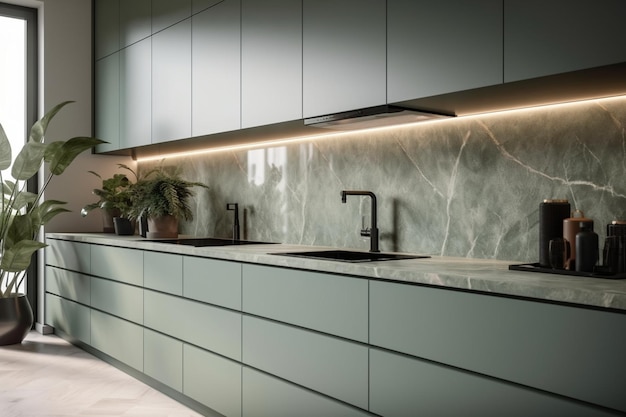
xmin=272 ymin=249 xmax=429 ymax=263
xmin=146 ymin=237 xmax=277 ymax=247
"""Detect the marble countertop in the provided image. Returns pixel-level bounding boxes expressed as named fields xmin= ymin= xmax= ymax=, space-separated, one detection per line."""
xmin=45 ymin=233 xmax=626 ymax=312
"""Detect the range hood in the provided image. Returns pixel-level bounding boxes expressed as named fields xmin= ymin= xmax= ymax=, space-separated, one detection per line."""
xmin=303 ymin=105 xmax=453 ymax=130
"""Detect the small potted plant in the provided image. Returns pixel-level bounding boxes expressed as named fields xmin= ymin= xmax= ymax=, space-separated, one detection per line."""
xmin=129 ymin=166 xmax=209 ymax=238
xmin=81 ymin=164 xmax=138 ymax=235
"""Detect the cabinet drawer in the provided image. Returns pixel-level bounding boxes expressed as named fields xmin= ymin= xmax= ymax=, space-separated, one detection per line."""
xmin=370 ymin=348 xmax=616 ymax=417
xmin=183 ymin=256 xmax=241 ymax=310
xmin=45 ymin=266 xmax=90 ymax=305
xmin=45 ymin=239 xmax=91 ymax=273
xmin=145 ymin=252 xmax=183 ymax=295
xmin=242 ymin=367 xmax=372 ymax=417
xmin=370 ymin=280 xmax=626 ymax=413
xmin=91 ymin=309 xmax=143 ymax=371
xmin=243 ymin=316 xmax=368 ymax=409
xmin=45 ymin=294 xmax=91 ymax=344
xmin=91 ymin=277 xmax=143 ymax=324
xmin=144 ymin=290 xmax=241 ymax=360
xmin=144 ymin=329 xmax=183 ymax=392
xmin=91 ymin=245 xmax=143 ymax=286
xmin=242 ymin=264 xmax=368 ymax=342
xmin=184 ymin=344 xmax=241 ymax=417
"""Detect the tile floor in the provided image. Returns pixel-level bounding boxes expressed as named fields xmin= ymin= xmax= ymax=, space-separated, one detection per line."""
xmin=0 ymin=331 xmax=204 ymax=416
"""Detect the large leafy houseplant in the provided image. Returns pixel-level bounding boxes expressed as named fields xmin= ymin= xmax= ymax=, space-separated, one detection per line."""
xmin=0 ymin=101 xmax=104 ymax=298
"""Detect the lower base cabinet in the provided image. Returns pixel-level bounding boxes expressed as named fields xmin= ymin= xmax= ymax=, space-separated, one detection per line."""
xmin=144 ymin=329 xmax=183 ymax=392
xmin=46 ymin=294 xmax=91 ymax=344
xmin=90 ymin=310 xmax=143 ymax=372
xmin=369 ymin=348 xmax=618 ymax=417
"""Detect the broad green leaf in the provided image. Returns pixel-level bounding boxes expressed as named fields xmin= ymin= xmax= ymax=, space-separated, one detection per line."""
xmin=32 ymin=199 xmax=69 ymax=225
xmin=11 ymin=141 xmax=47 ymax=180
xmin=0 ymin=240 xmax=46 ymax=272
xmin=5 ymin=213 xmax=36 ymax=247
xmin=11 ymin=190 xmax=37 ymax=212
xmin=0 ymin=122 xmax=11 ymax=170
xmin=47 ymin=136 xmax=106 ymax=175
xmin=28 ymin=101 xmax=74 ymax=143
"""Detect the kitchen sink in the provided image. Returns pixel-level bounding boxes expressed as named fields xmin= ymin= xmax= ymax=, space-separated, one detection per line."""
xmin=272 ymin=249 xmax=429 ymax=263
xmin=146 ymin=237 xmax=278 ymax=247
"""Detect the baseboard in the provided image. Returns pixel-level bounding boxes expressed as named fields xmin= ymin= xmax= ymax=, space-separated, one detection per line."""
xmin=35 ymin=322 xmax=54 ymax=335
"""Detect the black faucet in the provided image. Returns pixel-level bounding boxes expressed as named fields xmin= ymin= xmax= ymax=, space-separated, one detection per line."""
xmin=226 ymin=203 xmax=240 ymax=241
xmin=340 ymin=190 xmax=379 ymax=252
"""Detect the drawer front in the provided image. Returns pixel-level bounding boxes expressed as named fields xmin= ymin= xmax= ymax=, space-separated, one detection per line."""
xmin=242 ymin=264 xmax=368 ymax=342
xmin=183 ymin=256 xmax=241 ymax=310
xmin=242 ymin=367 xmax=372 ymax=417
xmin=144 ymin=290 xmax=241 ymax=360
xmin=90 ymin=277 xmax=143 ymax=324
xmin=45 ymin=294 xmax=91 ymax=344
xmin=144 ymin=252 xmax=183 ymax=295
xmin=184 ymin=344 xmax=242 ymax=417
xmin=91 ymin=245 xmax=143 ymax=286
xmin=91 ymin=309 xmax=143 ymax=371
xmin=370 ymin=280 xmax=626 ymax=413
xmin=370 ymin=348 xmax=616 ymax=417
xmin=45 ymin=239 xmax=91 ymax=273
xmin=45 ymin=266 xmax=90 ymax=305
xmin=243 ymin=316 xmax=368 ymax=409
xmin=144 ymin=329 xmax=183 ymax=392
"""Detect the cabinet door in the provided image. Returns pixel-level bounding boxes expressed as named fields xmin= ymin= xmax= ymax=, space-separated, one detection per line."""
xmin=303 ymin=0 xmax=386 ymax=118
xmin=152 ymin=19 xmax=192 ymax=143
xmin=183 ymin=256 xmax=241 ymax=310
xmin=95 ymin=53 xmax=120 ymax=152
xmin=241 ymin=0 xmax=302 ymax=128
xmin=191 ymin=0 xmax=241 ymax=136
xmin=119 ymin=0 xmax=151 ymax=47
xmin=90 ymin=245 xmax=143 ymax=286
xmin=120 ymin=38 xmax=152 ymax=149
xmin=387 ymin=0 xmax=502 ymax=102
xmin=152 ymin=0 xmax=191 ymax=34
xmin=144 ymin=252 xmax=183 ymax=296
xmin=94 ymin=0 xmax=119 ymax=60
xmin=144 ymin=329 xmax=183 ymax=392
xmin=90 ymin=278 xmax=143 ymax=324
xmin=45 ymin=239 xmax=91 ymax=273
xmin=243 ymin=316 xmax=368 ymax=409
xmin=45 ymin=267 xmax=90 ymax=305
xmin=91 ymin=310 xmax=143 ymax=371
xmin=242 ymin=367 xmax=372 ymax=417
xmin=370 ymin=348 xmax=617 ymax=417
xmin=504 ymin=0 xmax=626 ymax=82
xmin=46 ymin=294 xmax=91 ymax=344
xmin=184 ymin=344 xmax=242 ymax=417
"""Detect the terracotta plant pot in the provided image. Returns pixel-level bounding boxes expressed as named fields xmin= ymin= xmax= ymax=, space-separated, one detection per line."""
xmin=146 ymin=215 xmax=179 ymax=238
xmin=0 ymin=294 xmax=34 ymax=345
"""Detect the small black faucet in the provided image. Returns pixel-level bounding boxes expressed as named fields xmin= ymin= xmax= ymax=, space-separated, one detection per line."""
xmin=226 ymin=203 xmax=240 ymax=241
xmin=340 ymin=190 xmax=379 ymax=252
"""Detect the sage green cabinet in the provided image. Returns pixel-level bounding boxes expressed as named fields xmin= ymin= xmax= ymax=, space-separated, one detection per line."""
xmin=120 ymin=38 xmax=152 ymax=149
xmin=144 ymin=329 xmax=183 ymax=392
xmin=91 ymin=309 xmax=143 ymax=371
xmin=184 ymin=344 xmax=242 ymax=417
xmin=241 ymin=0 xmax=302 ymax=128
xmin=192 ymin=0 xmax=222 ymax=14
xmin=95 ymin=53 xmax=120 ymax=152
xmin=242 ymin=264 xmax=368 ymax=342
xmin=119 ymin=0 xmax=151 ymax=47
xmin=191 ymin=0 xmax=241 ymax=136
xmin=90 ymin=245 xmax=143 ymax=286
xmin=183 ymin=256 xmax=241 ymax=310
xmin=94 ymin=0 xmax=119 ymax=60
xmin=152 ymin=0 xmax=191 ymax=34
xmin=45 ymin=267 xmax=90 ymax=305
xmin=152 ymin=19 xmax=192 ymax=143
xmin=387 ymin=0 xmax=502 ymax=102
xmin=45 ymin=239 xmax=91 ymax=273
xmin=504 ymin=0 xmax=626 ymax=82
xmin=369 ymin=348 xmax=616 ymax=417
xmin=370 ymin=280 xmax=626 ymax=413
xmin=90 ymin=278 xmax=143 ymax=324
xmin=46 ymin=294 xmax=91 ymax=344
xmin=144 ymin=252 xmax=183 ymax=295
xmin=243 ymin=316 xmax=368 ymax=409
xmin=242 ymin=367 xmax=372 ymax=417
xmin=302 ymin=0 xmax=386 ymax=118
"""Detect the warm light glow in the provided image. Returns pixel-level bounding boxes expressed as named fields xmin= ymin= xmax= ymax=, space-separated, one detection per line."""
xmin=135 ymin=94 xmax=626 ymax=162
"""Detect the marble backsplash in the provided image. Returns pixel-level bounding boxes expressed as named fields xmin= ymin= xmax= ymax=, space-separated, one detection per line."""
xmin=139 ymin=96 xmax=626 ymax=262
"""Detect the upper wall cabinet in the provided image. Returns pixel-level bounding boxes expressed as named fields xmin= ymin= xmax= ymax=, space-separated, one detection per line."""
xmin=504 ymin=0 xmax=626 ymax=82
xmin=303 ymin=0 xmax=386 ymax=118
xmin=152 ymin=0 xmax=191 ymax=33
xmin=120 ymin=38 xmax=152 ymax=149
xmin=95 ymin=53 xmax=120 ymax=152
xmin=241 ymin=0 xmax=302 ymax=129
xmin=94 ymin=0 xmax=119 ymax=60
xmin=387 ymin=0 xmax=503 ymax=103
xmin=120 ymin=0 xmax=152 ymax=48
xmin=192 ymin=0 xmax=241 ymax=137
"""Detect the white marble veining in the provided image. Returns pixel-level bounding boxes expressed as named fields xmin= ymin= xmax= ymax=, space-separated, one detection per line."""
xmin=46 ymin=233 xmax=626 ymax=311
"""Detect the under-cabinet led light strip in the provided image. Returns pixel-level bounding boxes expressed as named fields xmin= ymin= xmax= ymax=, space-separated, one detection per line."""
xmin=135 ymin=94 xmax=626 ymax=162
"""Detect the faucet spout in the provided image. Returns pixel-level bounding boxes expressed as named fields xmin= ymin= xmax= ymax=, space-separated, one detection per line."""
xmin=226 ymin=203 xmax=240 ymax=241
xmin=340 ymin=190 xmax=379 ymax=252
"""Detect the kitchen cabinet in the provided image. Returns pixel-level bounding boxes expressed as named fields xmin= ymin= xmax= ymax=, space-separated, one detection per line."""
xmin=120 ymin=38 xmax=152 ymax=149
xmin=90 ymin=245 xmax=143 ymax=286
xmin=504 ymin=0 xmax=626 ymax=82
xmin=191 ymin=0 xmax=241 ymax=137
xmin=46 ymin=294 xmax=91 ymax=344
xmin=90 ymin=277 xmax=144 ymax=324
xmin=302 ymin=0 xmax=386 ymax=118
xmin=45 ymin=239 xmax=90 ymax=273
xmin=91 ymin=309 xmax=144 ymax=371
xmin=152 ymin=19 xmax=192 ymax=143
xmin=94 ymin=0 xmax=119 ymax=60
xmin=95 ymin=53 xmax=120 ymax=152
xmin=241 ymin=0 xmax=302 ymax=128
xmin=144 ymin=252 xmax=183 ymax=296
xmin=119 ymin=0 xmax=151 ymax=47
xmin=45 ymin=267 xmax=90 ymax=306
xmin=144 ymin=329 xmax=183 ymax=392
xmin=192 ymin=0 xmax=223 ymax=14
xmin=183 ymin=256 xmax=241 ymax=310
xmin=151 ymin=0 xmax=191 ymax=34
xmin=387 ymin=0 xmax=502 ymax=103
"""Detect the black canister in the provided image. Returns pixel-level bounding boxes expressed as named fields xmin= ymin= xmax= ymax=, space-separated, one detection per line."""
xmin=539 ymin=199 xmax=571 ymax=267
xmin=576 ymin=221 xmax=598 ymax=272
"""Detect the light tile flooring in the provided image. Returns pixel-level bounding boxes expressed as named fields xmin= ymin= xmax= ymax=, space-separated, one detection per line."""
xmin=0 ymin=331 xmax=204 ymax=417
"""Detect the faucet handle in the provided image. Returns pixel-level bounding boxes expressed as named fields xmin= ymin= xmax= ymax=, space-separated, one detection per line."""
xmin=360 ymin=228 xmax=371 ymax=237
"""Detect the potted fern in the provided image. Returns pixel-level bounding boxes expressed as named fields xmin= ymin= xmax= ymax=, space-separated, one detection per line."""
xmin=0 ymin=101 xmax=104 ymax=345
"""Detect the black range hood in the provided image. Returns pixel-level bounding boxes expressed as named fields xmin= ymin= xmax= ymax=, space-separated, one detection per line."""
xmin=303 ymin=105 xmax=454 ymax=130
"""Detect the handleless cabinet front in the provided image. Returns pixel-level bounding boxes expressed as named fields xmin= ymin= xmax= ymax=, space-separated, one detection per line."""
xmin=91 ymin=309 xmax=143 ymax=372
xmin=46 ymin=294 xmax=91 ymax=344
xmin=95 ymin=53 xmax=120 ymax=152
xmin=45 ymin=267 xmax=90 ymax=306
xmin=144 ymin=252 xmax=183 ymax=296
xmin=144 ymin=328 xmax=183 ymax=392
xmin=46 ymin=239 xmax=91 ymax=273
xmin=183 ymin=256 xmax=241 ymax=310
xmin=91 ymin=245 xmax=143 ymax=286
xmin=120 ymin=38 xmax=151 ymax=149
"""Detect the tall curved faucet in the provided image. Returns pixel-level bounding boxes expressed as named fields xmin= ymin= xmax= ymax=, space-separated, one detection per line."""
xmin=340 ymin=190 xmax=379 ymax=252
